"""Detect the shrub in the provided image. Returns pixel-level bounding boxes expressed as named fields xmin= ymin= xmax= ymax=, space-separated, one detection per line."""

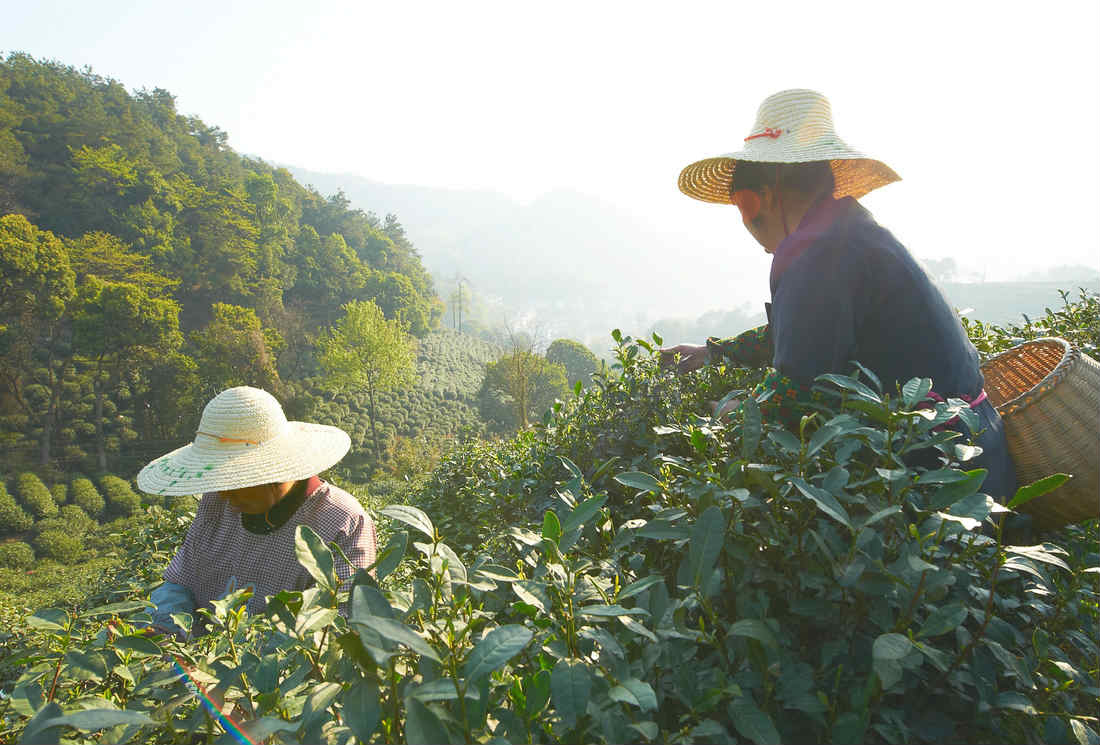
xmin=32 ymin=529 xmax=83 ymax=564
xmin=70 ymin=477 xmax=105 ymax=518
xmin=33 ymin=505 xmax=95 ymax=538
xmin=49 ymin=482 xmax=68 ymax=506
xmin=166 ymin=493 xmax=197 ymax=513
xmin=99 ymin=475 xmax=142 ymax=518
xmin=0 ymin=484 xmax=33 ymax=535
xmin=16 ymin=473 xmax=57 ymax=519
xmin=0 ymin=541 xmax=34 ymax=569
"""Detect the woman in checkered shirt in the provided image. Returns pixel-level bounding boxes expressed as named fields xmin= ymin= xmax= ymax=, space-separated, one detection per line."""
xmin=136 ymin=386 xmax=377 ymax=638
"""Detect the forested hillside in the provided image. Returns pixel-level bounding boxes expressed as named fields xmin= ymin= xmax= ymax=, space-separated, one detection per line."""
xmin=0 ymin=53 xmax=442 ymax=476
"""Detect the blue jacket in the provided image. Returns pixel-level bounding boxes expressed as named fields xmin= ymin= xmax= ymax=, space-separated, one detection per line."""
xmin=769 ymin=196 xmax=1017 ymax=499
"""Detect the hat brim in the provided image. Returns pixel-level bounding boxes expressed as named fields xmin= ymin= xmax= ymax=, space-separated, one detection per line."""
xmin=678 ymin=155 xmax=901 ymax=205
xmin=136 ymin=421 xmax=351 ymax=496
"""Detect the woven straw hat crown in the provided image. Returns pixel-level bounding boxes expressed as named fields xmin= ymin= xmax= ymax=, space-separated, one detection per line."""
xmin=197 ymin=387 xmax=288 ymax=446
xmin=678 ymin=88 xmax=900 ymax=204
xmin=136 ymin=386 xmax=350 ymax=496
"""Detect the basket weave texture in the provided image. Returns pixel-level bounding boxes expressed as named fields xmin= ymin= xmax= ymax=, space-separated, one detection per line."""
xmin=981 ymin=337 xmax=1100 ymax=532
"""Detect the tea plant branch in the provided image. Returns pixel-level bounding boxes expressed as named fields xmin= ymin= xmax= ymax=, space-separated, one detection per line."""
xmin=893 ymin=570 xmax=928 ymax=633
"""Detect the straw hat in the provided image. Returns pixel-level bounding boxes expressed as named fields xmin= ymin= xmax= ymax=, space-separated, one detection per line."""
xmin=678 ymin=89 xmax=901 ymax=204
xmin=136 ymin=386 xmax=351 ymax=496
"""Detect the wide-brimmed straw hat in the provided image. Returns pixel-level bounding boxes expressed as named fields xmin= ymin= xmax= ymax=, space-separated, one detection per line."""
xmin=136 ymin=386 xmax=351 ymax=496
xmin=678 ymin=88 xmax=900 ymax=205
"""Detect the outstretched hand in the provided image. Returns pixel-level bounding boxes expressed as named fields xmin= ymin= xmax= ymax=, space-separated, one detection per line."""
xmin=659 ymin=344 xmax=709 ymax=374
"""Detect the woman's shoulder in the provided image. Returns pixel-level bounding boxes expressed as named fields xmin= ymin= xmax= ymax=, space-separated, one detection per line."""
xmin=302 ymin=481 xmax=370 ymax=529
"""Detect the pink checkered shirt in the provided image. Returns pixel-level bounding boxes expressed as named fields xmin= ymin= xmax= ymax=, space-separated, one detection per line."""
xmin=163 ymin=480 xmax=377 ymax=618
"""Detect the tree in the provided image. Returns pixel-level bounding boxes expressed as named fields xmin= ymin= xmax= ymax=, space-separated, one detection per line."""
xmin=479 ymin=326 xmax=569 ymax=431
xmin=317 ymin=300 xmax=416 ymax=457
xmin=546 ymin=338 xmax=599 ymax=390
xmin=72 ymin=275 xmax=183 ymax=471
xmin=0 ymin=214 xmax=75 ymax=465
xmin=189 ymin=303 xmax=281 ymax=398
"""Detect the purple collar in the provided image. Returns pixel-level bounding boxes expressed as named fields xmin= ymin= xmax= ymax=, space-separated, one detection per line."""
xmin=769 ymin=195 xmax=855 ymax=293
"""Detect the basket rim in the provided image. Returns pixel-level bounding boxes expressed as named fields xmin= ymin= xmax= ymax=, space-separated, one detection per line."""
xmin=981 ymin=336 xmax=1077 ymax=417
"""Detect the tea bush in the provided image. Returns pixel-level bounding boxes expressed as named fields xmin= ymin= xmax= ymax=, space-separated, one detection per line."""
xmin=31 ymin=530 xmax=83 ymax=565
xmin=0 ymin=542 xmax=34 ymax=570
xmin=2 ymin=332 xmax=1096 ymax=745
xmin=0 ymin=484 xmax=33 ymax=535
xmin=15 ymin=473 xmax=56 ymax=520
xmin=48 ymin=483 xmax=67 ymax=507
xmin=70 ymin=477 xmax=105 ymax=518
xmin=100 ymin=475 xmax=142 ymax=518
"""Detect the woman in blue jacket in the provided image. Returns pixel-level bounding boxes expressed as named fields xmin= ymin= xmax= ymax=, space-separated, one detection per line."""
xmin=665 ymin=89 xmax=1016 ymax=500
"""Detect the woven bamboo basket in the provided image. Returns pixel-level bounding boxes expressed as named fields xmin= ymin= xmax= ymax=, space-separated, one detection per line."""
xmin=980 ymin=337 xmax=1100 ymax=532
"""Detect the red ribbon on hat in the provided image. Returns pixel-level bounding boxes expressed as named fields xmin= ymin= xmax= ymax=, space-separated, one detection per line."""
xmin=745 ymin=127 xmax=783 ymax=141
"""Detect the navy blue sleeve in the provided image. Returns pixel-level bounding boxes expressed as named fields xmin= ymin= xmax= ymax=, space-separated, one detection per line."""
xmin=769 ymin=239 xmax=864 ymax=385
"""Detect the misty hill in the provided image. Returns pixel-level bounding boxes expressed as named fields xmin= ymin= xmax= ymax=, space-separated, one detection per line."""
xmin=281 ymin=166 xmax=757 ymax=347
xmin=284 ymin=165 xmax=1099 ymax=348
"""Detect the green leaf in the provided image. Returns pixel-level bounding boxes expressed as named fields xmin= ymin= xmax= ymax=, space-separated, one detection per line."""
xmin=729 ymin=619 xmax=777 ymax=648
xmin=295 ymin=607 xmax=338 ymax=636
xmin=873 ymin=632 xmax=913 ymax=660
xmin=635 ymin=521 xmax=691 ymax=540
xmin=618 ymin=575 xmax=665 ymax=601
xmin=902 ymin=377 xmax=933 ymax=408
xmin=474 ymin=565 xmax=522 ymax=582
xmin=550 ymin=659 xmax=592 ymax=724
xmin=404 ymin=695 xmax=451 ymax=745
xmin=374 ymin=530 xmax=407 ymax=582
xmin=916 ymin=604 xmax=968 ymax=638
xmin=629 ymin=721 xmax=659 ymax=741
xmin=578 ymin=604 xmax=649 ymax=618
xmin=690 ymin=428 xmax=707 ymax=454
xmin=410 ymin=678 xmax=480 ymax=702
xmin=861 ymin=505 xmax=901 ymax=530
xmin=19 ymin=702 xmax=65 ymax=744
xmin=614 ymin=471 xmax=662 ymax=493
xmin=558 ymin=455 xmax=582 ymax=480
xmin=1071 ymin=719 xmax=1100 ymax=745
xmin=79 ymin=600 xmax=149 ymax=619
xmin=379 ymin=504 xmax=435 ymax=539
xmin=63 ymin=650 xmax=107 ymax=681
xmin=526 ymin=668 xmax=552 ymax=715
xmin=113 ymin=635 xmax=161 ymax=657
xmin=512 ymin=580 xmax=549 ymax=613
xmin=295 ymin=524 xmax=336 ymax=592
xmin=729 ymin=696 xmax=782 ymax=745
xmin=561 ymin=495 xmax=607 ymax=534
xmin=542 ymin=510 xmax=562 ymax=543
xmin=343 ymin=679 xmax=382 ymax=742
xmin=619 ymin=615 xmax=657 ymax=642
xmin=790 ymin=477 xmax=852 ymax=529
xmin=927 ymin=469 xmax=987 ymax=510
xmin=301 ymin=681 xmax=342 ymax=728
xmin=463 ymin=625 xmax=533 ymax=681
xmin=1007 ymin=473 xmax=1071 ymax=509
xmin=618 ymin=678 xmax=657 ymax=711
xmin=235 ymin=717 xmax=297 ymax=742
xmin=818 ymin=373 xmax=882 ymax=402
xmin=38 ymin=709 xmax=155 ymax=732
xmin=689 ymin=505 xmax=725 ymax=584
xmin=351 ymin=617 xmax=441 ymax=663
xmin=25 ymin=608 xmax=69 ymax=631
xmin=1005 ymin=545 xmax=1072 ymax=572
xmin=996 ymin=691 xmax=1038 ymax=714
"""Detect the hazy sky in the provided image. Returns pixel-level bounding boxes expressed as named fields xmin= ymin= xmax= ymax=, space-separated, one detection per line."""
xmin=4 ymin=0 xmax=1099 ymax=292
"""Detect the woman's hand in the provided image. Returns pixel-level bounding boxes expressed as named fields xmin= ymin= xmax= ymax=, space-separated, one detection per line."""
xmin=659 ymin=344 xmax=709 ymax=374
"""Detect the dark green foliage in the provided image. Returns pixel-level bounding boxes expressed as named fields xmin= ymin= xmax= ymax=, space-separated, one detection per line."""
xmin=166 ymin=493 xmax=198 ymax=513
xmin=69 ymin=477 xmax=105 ymax=518
xmin=962 ymin=288 xmax=1100 ymax=358
xmin=32 ymin=529 xmax=82 ymax=564
xmin=0 ymin=542 xmax=34 ymax=570
xmin=34 ymin=505 xmax=95 ymax=539
xmin=15 ymin=472 xmax=56 ymax=519
xmin=0 ymin=483 xmax=33 ymax=534
xmin=98 ymin=475 xmax=141 ymax=518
